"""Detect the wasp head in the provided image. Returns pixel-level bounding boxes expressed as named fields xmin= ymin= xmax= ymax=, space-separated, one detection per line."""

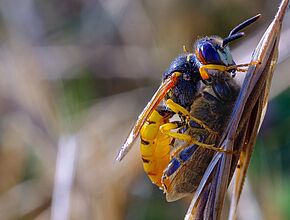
xmin=194 ymin=14 xmax=261 ymax=83
xmin=195 ymin=36 xmax=236 ymax=67
xmin=194 ymin=15 xmax=261 ymax=99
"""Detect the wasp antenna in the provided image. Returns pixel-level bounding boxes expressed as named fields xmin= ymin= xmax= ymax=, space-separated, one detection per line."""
xmin=229 ymin=14 xmax=261 ymax=36
xmin=222 ymin=32 xmax=245 ymax=47
xmin=183 ymin=45 xmax=189 ymax=53
xmin=222 ymin=14 xmax=260 ymax=47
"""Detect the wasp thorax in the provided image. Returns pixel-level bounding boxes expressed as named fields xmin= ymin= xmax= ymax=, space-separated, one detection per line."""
xmin=162 ymin=54 xmax=202 ymax=108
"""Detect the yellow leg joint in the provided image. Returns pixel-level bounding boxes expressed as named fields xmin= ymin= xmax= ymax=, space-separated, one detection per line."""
xmin=159 ymin=122 xmax=215 ymax=149
xmin=159 ymin=122 xmax=237 ymax=154
xmin=166 ymin=99 xmax=218 ymax=135
xmin=199 ymin=61 xmax=261 ymax=80
xmin=159 ymin=123 xmax=191 ymax=142
xmin=199 ymin=64 xmax=227 ymax=80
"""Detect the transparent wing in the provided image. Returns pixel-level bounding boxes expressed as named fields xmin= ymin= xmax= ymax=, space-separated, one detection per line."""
xmin=229 ymin=0 xmax=287 ymax=216
xmin=115 ymin=72 xmax=181 ymax=161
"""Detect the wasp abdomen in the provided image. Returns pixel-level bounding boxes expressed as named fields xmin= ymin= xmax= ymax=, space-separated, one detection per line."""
xmin=140 ymin=110 xmax=172 ymax=187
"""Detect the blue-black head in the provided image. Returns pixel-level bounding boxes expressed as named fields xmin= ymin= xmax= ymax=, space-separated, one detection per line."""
xmin=194 ymin=14 xmax=261 ymax=81
xmin=193 ymin=14 xmax=260 ymax=101
xmin=195 ymin=36 xmax=235 ymax=67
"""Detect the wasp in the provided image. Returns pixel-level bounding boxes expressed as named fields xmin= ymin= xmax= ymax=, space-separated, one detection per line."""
xmin=116 ymin=12 xmax=261 ymax=215
xmin=117 ymin=13 xmax=259 ymax=183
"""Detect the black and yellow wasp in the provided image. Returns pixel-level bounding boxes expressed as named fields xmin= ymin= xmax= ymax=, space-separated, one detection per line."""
xmin=117 ymin=14 xmax=259 ymax=194
xmin=116 ymin=0 xmax=288 ymax=218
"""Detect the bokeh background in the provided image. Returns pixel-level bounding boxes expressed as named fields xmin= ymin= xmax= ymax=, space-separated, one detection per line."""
xmin=0 ymin=0 xmax=289 ymax=219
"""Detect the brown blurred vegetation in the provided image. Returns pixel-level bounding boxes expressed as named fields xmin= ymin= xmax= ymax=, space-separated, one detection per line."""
xmin=0 ymin=0 xmax=289 ymax=220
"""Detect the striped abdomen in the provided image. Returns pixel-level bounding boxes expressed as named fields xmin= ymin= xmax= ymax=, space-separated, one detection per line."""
xmin=140 ymin=110 xmax=172 ymax=188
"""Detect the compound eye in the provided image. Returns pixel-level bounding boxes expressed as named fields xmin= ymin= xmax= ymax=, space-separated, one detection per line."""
xmin=199 ymin=43 xmax=222 ymax=64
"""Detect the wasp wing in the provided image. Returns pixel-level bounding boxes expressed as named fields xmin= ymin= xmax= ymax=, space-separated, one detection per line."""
xmin=116 ymin=73 xmax=181 ymax=161
xmin=185 ymin=0 xmax=289 ymax=219
xmin=228 ymin=0 xmax=287 ymax=217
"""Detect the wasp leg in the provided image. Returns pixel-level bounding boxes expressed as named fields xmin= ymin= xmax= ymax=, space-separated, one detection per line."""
xmin=163 ymin=100 xmax=237 ymax=154
xmin=159 ymin=122 xmax=215 ymax=149
xmin=165 ymin=99 xmax=218 ymax=135
xmin=199 ymin=61 xmax=261 ymax=79
xmin=225 ymin=60 xmax=261 ymax=71
xmin=199 ymin=64 xmax=227 ymax=80
xmin=160 ymin=121 xmax=238 ymax=154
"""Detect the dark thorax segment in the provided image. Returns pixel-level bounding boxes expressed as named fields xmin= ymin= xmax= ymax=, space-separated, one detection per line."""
xmin=164 ymin=74 xmax=240 ymax=202
xmin=162 ymin=54 xmax=201 ymax=109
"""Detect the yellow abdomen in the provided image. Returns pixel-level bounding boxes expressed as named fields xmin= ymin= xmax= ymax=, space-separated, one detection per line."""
xmin=140 ymin=110 xmax=171 ymax=188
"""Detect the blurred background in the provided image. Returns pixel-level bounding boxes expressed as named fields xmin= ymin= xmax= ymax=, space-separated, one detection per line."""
xmin=0 ymin=0 xmax=289 ymax=219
